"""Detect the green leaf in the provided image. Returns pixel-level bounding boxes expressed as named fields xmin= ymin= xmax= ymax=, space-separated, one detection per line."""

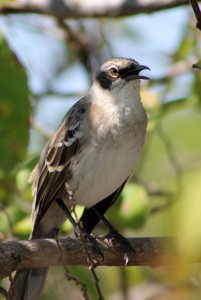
xmin=0 ymin=33 xmax=29 ymax=172
xmin=12 ymin=215 xmax=32 ymax=236
xmin=148 ymin=97 xmax=198 ymax=132
xmin=119 ymin=183 xmax=149 ymax=229
xmin=174 ymin=168 xmax=201 ymax=260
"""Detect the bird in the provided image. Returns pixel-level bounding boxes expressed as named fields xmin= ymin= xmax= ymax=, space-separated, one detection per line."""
xmin=10 ymin=57 xmax=149 ymax=300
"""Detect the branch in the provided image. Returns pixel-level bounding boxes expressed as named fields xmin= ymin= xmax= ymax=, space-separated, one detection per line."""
xmin=0 ymin=0 xmax=196 ymax=18
xmin=189 ymin=0 xmax=201 ymax=70
xmin=0 ymin=237 xmax=173 ymax=279
xmin=189 ymin=0 xmax=201 ymax=30
xmin=150 ymin=60 xmax=194 ymax=85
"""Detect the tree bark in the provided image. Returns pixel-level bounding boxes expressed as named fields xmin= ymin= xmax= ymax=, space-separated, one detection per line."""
xmin=0 ymin=0 xmax=195 ymax=18
xmin=0 ymin=236 xmax=174 ymax=279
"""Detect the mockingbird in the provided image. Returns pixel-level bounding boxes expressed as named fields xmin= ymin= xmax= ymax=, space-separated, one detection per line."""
xmin=11 ymin=57 xmax=149 ymax=300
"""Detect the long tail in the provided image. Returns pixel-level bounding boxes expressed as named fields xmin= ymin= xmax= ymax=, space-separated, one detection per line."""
xmin=8 ymin=229 xmax=57 ymax=300
xmin=10 ymin=268 xmax=48 ymax=300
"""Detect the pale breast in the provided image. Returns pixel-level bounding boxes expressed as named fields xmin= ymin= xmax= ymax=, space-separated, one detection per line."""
xmin=68 ymin=91 xmax=147 ymax=207
xmin=70 ymin=121 xmax=146 ymax=207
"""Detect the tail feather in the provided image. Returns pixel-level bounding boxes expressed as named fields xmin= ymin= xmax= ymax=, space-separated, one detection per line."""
xmin=10 ymin=268 xmax=48 ymax=300
xmin=9 ymin=229 xmax=58 ymax=300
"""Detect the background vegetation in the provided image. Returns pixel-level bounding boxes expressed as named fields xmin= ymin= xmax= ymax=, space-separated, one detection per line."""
xmin=0 ymin=1 xmax=201 ymax=299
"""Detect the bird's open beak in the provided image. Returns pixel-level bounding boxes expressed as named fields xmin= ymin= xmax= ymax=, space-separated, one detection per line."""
xmin=123 ymin=65 xmax=150 ymax=81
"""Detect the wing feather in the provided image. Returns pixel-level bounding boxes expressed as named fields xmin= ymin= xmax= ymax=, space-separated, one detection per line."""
xmin=30 ymin=97 xmax=88 ymax=227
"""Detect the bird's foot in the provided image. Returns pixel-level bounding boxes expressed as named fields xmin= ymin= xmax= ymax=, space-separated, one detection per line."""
xmin=81 ymin=231 xmax=104 ymax=262
xmin=91 ymin=207 xmax=134 ymax=264
xmin=105 ymin=227 xmax=134 ymax=265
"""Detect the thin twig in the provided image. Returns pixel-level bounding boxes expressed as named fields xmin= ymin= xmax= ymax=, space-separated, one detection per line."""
xmin=64 ymin=266 xmax=89 ymax=300
xmin=189 ymin=0 xmax=201 ymax=30
xmin=150 ymin=60 xmax=194 ymax=86
xmin=57 ymin=186 xmax=90 ymax=300
xmin=30 ymin=117 xmax=54 ymax=139
xmin=67 ymin=185 xmax=105 ymax=300
xmin=57 ymin=19 xmax=92 ymax=73
xmin=157 ymin=126 xmax=182 ymax=177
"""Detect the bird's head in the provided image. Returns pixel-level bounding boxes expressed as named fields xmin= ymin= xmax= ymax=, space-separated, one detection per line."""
xmin=95 ymin=57 xmax=150 ymax=91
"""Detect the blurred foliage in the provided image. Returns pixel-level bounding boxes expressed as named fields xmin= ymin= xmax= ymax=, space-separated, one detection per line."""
xmin=0 ymin=5 xmax=201 ymax=300
xmin=0 ymin=32 xmax=30 ymax=244
xmin=0 ymin=34 xmax=29 ymax=173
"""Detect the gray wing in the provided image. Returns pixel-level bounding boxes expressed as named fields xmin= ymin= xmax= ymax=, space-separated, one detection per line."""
xmin=30 ymin=97 xmax=88 ymax=228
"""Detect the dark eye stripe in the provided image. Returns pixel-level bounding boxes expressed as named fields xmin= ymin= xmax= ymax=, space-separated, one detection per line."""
xmin=96 ymin=70 xmax=112 ymax=89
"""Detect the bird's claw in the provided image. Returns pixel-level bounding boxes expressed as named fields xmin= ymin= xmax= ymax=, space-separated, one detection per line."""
xmin=105 ymin=228 xmax=134 ymax=265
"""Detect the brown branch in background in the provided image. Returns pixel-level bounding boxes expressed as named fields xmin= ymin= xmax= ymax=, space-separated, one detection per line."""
xmin=150 ymin=60 xmax=194 ymax=85
xmin=0 ymin=237 xmax=174 ymax=280
xmin=157 ymin=126 xmax=182 ymax=177
xmin=189 ymin=0 xmax=201 ymax=70
xmin=0 ymin=0 xmax=196 ymax=18
xmin=31 ymin=91 xmax=85 ymax=99
xmin=57 ymin=19 xmax=113 ymax=75
xmin=189 ymin=0 xmax=201 ymax=30
xmin=30 ymin=117 xmax=54 ymax=139
xmin=57 ymin=19 xmax=92 ymax=73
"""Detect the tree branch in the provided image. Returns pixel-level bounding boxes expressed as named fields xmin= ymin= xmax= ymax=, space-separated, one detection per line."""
xmin=0 ymin=237 xmax=173 ymax=279
xmin=0 ymin=0 xmax=196 ymax=18
xmin=189 ymin=0 xmax=201 ymax=30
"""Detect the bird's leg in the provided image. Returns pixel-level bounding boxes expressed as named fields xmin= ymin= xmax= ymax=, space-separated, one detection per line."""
xmin=92 ymin=208 xmax=134 ymax=265
xmin=55 ymin=198 xmax=80 ymax=237
xmin=55 ymin=198 xmax=103 ymax=258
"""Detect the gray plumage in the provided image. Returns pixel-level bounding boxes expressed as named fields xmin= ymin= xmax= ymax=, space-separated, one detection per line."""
xmin=10 ymin=57 xmax=149 ymax=300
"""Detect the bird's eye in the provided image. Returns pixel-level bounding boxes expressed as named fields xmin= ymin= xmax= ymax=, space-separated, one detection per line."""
xmin=108 ymin=67 xmax=119 ymax=78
